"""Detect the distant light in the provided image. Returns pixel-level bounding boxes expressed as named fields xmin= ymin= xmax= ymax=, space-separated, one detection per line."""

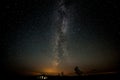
xmin=39 ymin=75 xmax=48 ymax=80
xmin=44 ymin=76 xmax=47 ymax=79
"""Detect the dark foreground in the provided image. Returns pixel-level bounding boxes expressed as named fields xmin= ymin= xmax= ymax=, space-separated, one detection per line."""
xmin=1 ymin=73 xmax=120 ymax=80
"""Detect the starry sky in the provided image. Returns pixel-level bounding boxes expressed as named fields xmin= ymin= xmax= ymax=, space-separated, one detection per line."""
xmin=0 ymin=0 xmax=120 ymax=75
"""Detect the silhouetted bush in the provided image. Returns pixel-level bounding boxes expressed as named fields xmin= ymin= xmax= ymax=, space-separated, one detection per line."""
xmin=74 ymin=66 xmax=82 ymax=76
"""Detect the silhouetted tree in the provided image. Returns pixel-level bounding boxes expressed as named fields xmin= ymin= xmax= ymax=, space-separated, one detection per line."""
xmin=61 ymin=72 xmax=64 ymax=76
xmin=74 ymin=66 xmax=82 ymax=76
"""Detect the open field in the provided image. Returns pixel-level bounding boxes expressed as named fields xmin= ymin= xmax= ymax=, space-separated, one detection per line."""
xmin=2 ymin=72 xmax=120 ymax=80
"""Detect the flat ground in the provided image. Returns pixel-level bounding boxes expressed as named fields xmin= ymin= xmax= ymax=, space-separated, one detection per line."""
xmin=2 ymin=73 xmax=120 ymax=80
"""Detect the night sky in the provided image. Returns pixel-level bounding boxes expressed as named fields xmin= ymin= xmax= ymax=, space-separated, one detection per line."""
xmin=0 ymin=0 xmax=120 ymax=75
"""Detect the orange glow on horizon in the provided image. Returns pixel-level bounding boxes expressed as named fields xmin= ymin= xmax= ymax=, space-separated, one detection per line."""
xmin=43 ymin=68 xmax=59 ymax=75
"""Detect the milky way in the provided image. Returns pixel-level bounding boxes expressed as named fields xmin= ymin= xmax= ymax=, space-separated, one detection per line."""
xmin=1 ymin=0 xmax=119 ymax=75
xmin=52 ymin=0 xmax=69 ymax=68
